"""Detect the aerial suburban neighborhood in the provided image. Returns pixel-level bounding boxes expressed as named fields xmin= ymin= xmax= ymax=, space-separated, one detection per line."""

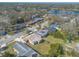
xmin=0 ymin=2 xmax=79 ymax=57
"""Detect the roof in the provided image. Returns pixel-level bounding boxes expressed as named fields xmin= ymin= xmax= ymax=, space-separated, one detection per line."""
xmin=0 ymin=31 xmax=7 ymax=35
xmin=49 ymin=23 xmax=58 ymax=32
xmin=0 ymin=40 xmax=6 ymax=46
xmin=32 ymin=18 xmax=43 ymax=24
xmin=13 ymin=42 xmax=36 ymax=57
xmin=36 ymin=29 xmax=48 ymax=37
xmin=31 ymin=14 xmax=38 ymax=19
xmin=5 ymin=35 xmax=15 ymax=43
xmin=24 ymin=33 xmax=42 ymax=43
xmin=14 ymin=23 xmax=26 ymax=30
xmin=4 ymin=32 xmax=23 ymax=44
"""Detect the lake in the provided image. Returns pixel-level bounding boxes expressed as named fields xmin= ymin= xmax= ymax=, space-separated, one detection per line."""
xmin=48 ymin=10 xmax=79 ymax=15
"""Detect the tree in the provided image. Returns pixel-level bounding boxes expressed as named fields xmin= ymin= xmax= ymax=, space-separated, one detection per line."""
xmin=48 ymin=43 xmax=64 ymax=57
xmin=51 ymin=30 xmax=65 ymax=39
xmin=67 ymin=33 xmax=73 ymax=43
xmin=2 ymin=51 xmax=16 ymax=57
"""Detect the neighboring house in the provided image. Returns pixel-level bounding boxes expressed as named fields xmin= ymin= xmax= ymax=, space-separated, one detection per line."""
xmin=22 ymin=33 xmax=42 ymax=45
xmin=4 ymin=35 xmax=15 ymax=44
xmin=32 ymin=18 xmax=43 ymax=24
xmin=10 ymin=23 xmax=26 ymax=33
xmin=0 ymin=30 xmax=7 ymax=36
xmin=0 ymin=40 xmax=6 ymax=49
xmin=31 ymin=14 xmax=39 ymax=19
xmin=13 ymin=41 xmax=38 ymax=57
xmin=3 ymin=32 xmax=24 ymax=44
xmin=15 ymin=34 xmax=26 ymax=43
xmin=36 ymin=29 xmax=48 ymax=37
xmin=49 ymin=22 xmax=58 ymax=32
xmin=27 ymin=27 xmax=37 ymax=33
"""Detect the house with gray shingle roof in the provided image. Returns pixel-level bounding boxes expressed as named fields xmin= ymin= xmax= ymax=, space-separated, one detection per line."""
xmin=36 ymin=29 xmax=48 ymax=37
xmin=31 ymin=18 xmax=43 ymax=24
xmin=13 ymin=42 xmax=38 ymax=57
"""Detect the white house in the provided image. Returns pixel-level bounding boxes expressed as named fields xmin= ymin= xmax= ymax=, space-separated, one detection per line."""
xmin=22 ymin=33 xmax=42 ymax=45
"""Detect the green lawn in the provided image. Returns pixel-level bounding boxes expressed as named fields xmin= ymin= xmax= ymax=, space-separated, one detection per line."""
xmin=45 ymin=35 xmax=65 ymax=44
xmin=29 ymin=41 xmax=51 ymax=56
xmin=4 ymin=41 xmax=16 ymax=56
xmin=28 ymin=35 xmax=65 ymax=56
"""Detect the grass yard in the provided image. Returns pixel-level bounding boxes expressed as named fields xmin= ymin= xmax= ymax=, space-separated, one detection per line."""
xmin=45 ymin=35 xmax=65 ymax=44
xmin=4 ymin=41 xmax=16 ymax=56
xmin=28 ymin=35 xmax=65 ymax=56
xmin=29 ymin=41 xmax=51 ymax=56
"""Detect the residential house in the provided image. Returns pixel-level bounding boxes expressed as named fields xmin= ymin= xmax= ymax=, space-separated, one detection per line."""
xmin=36 ymin=29 xmax=48 ymax=37
xmin=13 ymin=41 xmax=38 ymax=57
xmin=31 ymin=18 xmax=43 ymax=24
xmin=22 ymin=33 xmax=42 ymax=45
xmin=3 ymin=32 xmax=24 ymax=44
xmin=31 ymin=14 xmax=39 ymax=19
xmin=49 ymin=22 xmax=58 ymax=32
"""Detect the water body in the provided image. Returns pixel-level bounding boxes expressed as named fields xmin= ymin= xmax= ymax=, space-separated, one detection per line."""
xmin=48 ymin=10 xmax=79 ymax=15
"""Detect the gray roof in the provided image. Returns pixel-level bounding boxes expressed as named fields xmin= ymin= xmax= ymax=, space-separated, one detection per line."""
xmin=13 ymin=42 xmax=36 ymax=57
xmin=32 ymin=18 xmax=43 ymax=24
xmin=36 ymin=29 xmax=48 ymax=37
xmin=0 ymin=40 xmax=6 ymax=46
xmin=5 ymin=32 xmax=23 ymax=44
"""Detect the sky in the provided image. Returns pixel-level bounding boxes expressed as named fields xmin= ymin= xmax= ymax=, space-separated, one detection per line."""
xmin=0 ymin=0 xmax=79 ymax=2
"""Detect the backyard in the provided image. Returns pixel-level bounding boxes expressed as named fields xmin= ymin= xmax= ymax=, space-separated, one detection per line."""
xmin=28 ymin=34 xmax=65 ymax=56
